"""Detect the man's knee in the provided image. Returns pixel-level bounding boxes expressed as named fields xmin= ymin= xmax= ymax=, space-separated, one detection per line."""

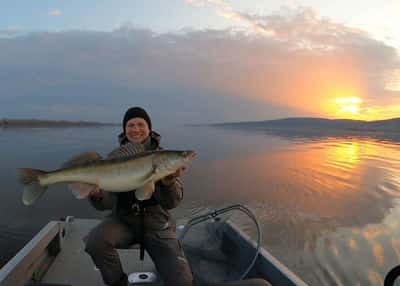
xmin=84 ymin=230 xmax=109 ymax=257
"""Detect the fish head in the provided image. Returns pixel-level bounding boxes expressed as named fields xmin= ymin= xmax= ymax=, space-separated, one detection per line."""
xmin=153 ymin=150 xmax=196 ymax=176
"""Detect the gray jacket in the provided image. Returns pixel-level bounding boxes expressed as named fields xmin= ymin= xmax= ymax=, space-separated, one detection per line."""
xmin=89 ymin=131 xmax=184 ymax=232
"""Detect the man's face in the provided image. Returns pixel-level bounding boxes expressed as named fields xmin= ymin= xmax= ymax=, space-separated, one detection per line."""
xmin=125 ymin=117 xmax=150 ymax=143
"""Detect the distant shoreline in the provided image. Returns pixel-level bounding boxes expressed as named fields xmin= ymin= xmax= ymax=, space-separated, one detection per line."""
xmin=210 ymin=117 xmax=400 ymax=133
xmin=208 ymin=117 xmax=400 ymax=142
xmin=0 ymin=119 xmax=118 ymax=128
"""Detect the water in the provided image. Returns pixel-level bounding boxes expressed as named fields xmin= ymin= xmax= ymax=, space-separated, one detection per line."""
xmin=1 ymin=125 xmax=400 ymax=285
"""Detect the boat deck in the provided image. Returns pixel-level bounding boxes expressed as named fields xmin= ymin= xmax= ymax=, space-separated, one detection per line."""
xmin=43 ymin=218 xmax=159 ymax=286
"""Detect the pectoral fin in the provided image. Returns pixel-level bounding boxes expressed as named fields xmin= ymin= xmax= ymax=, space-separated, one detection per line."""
xmin=68 ymin=183 xmax=97 ymax=199
xmin=135 ymin=182 xmax=155 ymax=201
xmin=135 ymin=165 xmax=159 ymax=200
xmin=143 ymin=164 xmax=160 ymax=182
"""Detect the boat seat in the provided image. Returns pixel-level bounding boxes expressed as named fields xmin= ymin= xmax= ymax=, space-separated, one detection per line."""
xmin=117 ymin=244 xmax=158 ymax=284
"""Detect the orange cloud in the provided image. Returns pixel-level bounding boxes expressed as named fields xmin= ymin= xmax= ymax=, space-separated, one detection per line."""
xmin=184 ymin=3 xmax=400 ymax=120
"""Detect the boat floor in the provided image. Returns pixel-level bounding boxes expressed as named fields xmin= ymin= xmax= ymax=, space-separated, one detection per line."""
xmin=42 ymin=218 xmax=161 ymax=286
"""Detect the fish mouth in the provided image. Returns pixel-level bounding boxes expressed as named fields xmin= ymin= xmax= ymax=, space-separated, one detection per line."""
xmin=182 ymin=150 xmax=196 ymax=160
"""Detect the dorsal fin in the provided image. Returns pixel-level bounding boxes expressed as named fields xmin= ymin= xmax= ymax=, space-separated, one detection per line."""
xmin=62 ymin=151 xmax=102 ymax=169
xmin=107 ymin=142 xmax=146 ymax=159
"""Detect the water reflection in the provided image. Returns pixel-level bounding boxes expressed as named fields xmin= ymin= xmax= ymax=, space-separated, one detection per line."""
xmin=188 ymin=138 xmax=399 ymax=224
xmin=307 ymin=200 xmax=400 ymax=285
xmin=260 ymin=127 xmax=400 ymax=144
xmin=184 ymin=133 xmax=400 ymax=285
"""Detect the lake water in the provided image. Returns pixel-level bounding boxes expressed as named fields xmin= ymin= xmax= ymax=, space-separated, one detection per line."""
xmin=1 ymin=125 xmax=400 ymax=285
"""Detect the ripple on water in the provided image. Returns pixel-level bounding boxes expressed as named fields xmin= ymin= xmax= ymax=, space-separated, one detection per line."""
xmin=377 ymin=182 xmax=400 ymax=198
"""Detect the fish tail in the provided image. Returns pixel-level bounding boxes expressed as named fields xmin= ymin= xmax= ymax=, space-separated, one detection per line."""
xmin=17 ymin=168 xmax=48 ymax=205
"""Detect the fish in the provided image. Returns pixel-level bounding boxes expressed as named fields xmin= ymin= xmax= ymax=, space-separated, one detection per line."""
xmin=17 ymin=142 xmax=196 ymax=205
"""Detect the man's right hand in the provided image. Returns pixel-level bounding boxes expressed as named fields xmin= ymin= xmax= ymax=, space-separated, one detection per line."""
xmin=88 ymin=186 xmax=103 ymax=200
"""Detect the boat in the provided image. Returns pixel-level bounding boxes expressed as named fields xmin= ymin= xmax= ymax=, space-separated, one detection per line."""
xmin=0 ymin=204 xmax=308 ymax=286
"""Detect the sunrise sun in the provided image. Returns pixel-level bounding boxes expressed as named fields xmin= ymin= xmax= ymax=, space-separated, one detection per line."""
xmin=335 ymin=97 xmax=362 ymax=117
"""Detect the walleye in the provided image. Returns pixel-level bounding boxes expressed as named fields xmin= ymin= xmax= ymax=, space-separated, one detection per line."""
xmin=17 ymin=143 xmax=196 ymax=205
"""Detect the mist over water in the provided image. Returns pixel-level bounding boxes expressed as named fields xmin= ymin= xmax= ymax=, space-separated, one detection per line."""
xmin=1 ymin=125 xmax=400 ymax=285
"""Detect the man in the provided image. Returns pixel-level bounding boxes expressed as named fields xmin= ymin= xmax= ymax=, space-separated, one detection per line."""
xmin=85 ymin=107 xmax=271 ymax=286
xmin=84 ymin=107 xmax=194 ymax=286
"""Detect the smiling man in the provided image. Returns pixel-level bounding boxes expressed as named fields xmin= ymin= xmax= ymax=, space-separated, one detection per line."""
xmin=83 ymin=107 xmax=271 ymax=286
xmin=84 ymin=106 xmax=193 ymax=286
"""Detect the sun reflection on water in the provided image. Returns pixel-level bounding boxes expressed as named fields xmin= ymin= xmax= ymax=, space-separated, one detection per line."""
xmin=326 ymin=141 xmax=360 ymax=167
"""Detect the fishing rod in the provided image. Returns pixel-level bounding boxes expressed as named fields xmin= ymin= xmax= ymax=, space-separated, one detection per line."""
xmin=179 ymin=204 xmax=262 ymax=281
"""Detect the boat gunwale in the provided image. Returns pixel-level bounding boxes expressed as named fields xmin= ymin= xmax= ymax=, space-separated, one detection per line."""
xmin=0 ymin=221 xmax=63 ymax=286
xmin=224 ymin=220 xmax=308 ymax=286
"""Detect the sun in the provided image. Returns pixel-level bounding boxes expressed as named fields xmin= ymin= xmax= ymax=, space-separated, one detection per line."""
xmin=334 ymin=97 xmax=362 ymax=118
xmin=324 ymin=94 xmax=397 ymax=121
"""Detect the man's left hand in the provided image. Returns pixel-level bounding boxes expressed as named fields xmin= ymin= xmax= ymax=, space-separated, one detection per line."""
xmin=161 ymin=167 xmax=186 ymax=186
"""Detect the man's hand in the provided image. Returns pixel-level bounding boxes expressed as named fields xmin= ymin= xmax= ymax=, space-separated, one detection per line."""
xmin=88 ymin=186 xmax=103 ymax=200
xmin=161 ymin=167 xmax=186 ymax=187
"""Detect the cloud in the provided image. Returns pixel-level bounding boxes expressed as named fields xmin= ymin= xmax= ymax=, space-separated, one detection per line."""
xmin=185 ymin=3 xmax=400 ymax=119
xmin=49 ymin=10 xmax=61 ymax=17
xmin=187 ymin=1 xmax=368 ymax=48
xmin=0 ymin=7 xmax=399 ymax=122
xmin=186 ymin=0 xmax=276 ymax=36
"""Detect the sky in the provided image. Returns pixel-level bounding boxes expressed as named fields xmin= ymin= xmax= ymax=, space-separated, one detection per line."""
xmin=1 ymin=0 xmax=400 ymax=124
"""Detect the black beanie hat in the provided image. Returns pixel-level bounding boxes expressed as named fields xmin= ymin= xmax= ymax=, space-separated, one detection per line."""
xmin=122 ymin=107 xmax=152 ymax=133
